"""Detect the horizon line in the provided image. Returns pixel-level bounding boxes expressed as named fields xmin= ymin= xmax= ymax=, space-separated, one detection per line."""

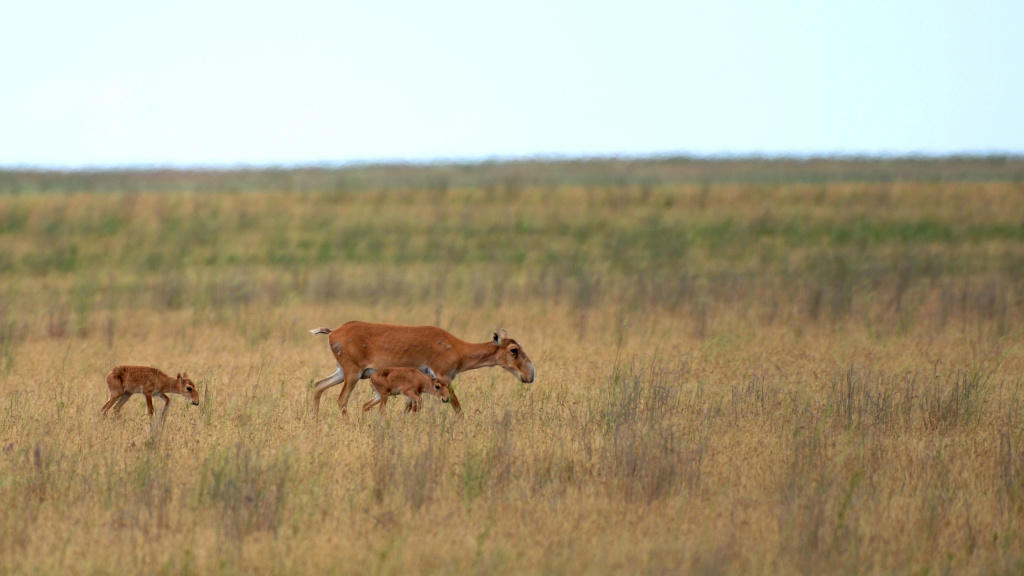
xmin=3 ymin=150 xmax=1024 ymax=173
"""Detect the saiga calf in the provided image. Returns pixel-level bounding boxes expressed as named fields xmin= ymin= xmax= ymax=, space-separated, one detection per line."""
xmin=364 ymin=367 xmax=451 ymax=413
xmin=100 ymin=366 xmax=200 ymax=419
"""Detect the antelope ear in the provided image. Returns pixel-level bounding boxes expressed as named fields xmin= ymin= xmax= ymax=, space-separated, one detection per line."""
xmin=176 ymin=373 xmax=182 ymax=381
xmin=498 ymin=328 xmax=509 ymax=341
xmin=182 ymin=372 xmax=188 ymax=379
xmin=492 ymin=331 xmax=502 ymax=346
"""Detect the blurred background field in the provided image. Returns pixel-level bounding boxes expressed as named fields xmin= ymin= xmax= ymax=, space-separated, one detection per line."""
xmin=1 ymin=157 xmax=1024 ymax=575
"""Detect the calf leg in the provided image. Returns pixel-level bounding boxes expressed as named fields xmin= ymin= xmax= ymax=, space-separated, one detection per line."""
xmin=158 ymin=392 xmax=171 ymax=419
xmin=405 ymin=391 xmax=422 ymax=413
xmin=362 ymin=388 xmax=383 ymax=412
xmin=112 ymin=393 xmax=132 ymax=417
xmin=100 ymin=392 xmax=120 ymax=416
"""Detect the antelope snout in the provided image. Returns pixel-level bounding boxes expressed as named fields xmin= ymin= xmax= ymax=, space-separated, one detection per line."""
xmin=443 ymin=398 xmax=450 ymax=403
xmin=192 ymin=401 xmax=200 ymax=406
xmin=520 ymin=364 xmax=536 ymax=384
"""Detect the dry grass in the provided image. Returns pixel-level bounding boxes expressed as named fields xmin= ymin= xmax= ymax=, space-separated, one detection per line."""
xmin=1 ymin=162 xmax=1023 ymax=575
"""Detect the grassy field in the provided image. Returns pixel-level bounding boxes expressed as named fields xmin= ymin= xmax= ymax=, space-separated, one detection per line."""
xmin=1 ymin=158 xmax=1024 ymax=574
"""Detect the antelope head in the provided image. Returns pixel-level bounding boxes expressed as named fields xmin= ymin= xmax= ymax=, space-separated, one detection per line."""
xmin=429 ymin=374 xmax=452 ymax=403
xmin=419 ymin=367 xmax=452 ymax=403
xmin=492 ymin=329 xmax=535 ymax=384
xmin=177 ymin=372 xmax=200 ymax=406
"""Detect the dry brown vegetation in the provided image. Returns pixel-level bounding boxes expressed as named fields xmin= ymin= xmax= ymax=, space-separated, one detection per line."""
xmin=1 ymin=158 xmax=1023 ymax=575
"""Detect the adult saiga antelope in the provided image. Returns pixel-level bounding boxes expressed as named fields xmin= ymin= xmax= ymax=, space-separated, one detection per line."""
xmin=308 ymin=322 xmax=535 ymax=415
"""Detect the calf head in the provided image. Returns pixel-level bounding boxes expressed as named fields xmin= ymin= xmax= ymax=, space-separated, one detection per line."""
xmin=492 ymin=328 xmax=536 ymax=384
xmin=428 ymin=375 xmax=452 ymax=403
xmin=177 ymin=372 xmax=201 ymax=406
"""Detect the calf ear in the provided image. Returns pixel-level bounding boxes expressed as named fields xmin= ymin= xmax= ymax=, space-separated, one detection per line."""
xmin=498 ymin=328 xmax=509 ymax=342
xmin=177 ymin=373 xmax=182 ymax=380
xmin=492 ymin=331 xmax=502 ymax=346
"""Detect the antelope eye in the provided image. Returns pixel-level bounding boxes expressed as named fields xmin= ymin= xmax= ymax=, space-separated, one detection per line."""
xmin=510 ymin=348 xmax=519 ymax=358
xmin=435 ymin=384 xmax=441 ymax=390
xmin=186 ymin=386 xmax=193 ymax=392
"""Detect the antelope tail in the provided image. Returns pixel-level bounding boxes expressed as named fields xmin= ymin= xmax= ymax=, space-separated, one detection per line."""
xmin=309 ymin=327 xmax=332 ymax=336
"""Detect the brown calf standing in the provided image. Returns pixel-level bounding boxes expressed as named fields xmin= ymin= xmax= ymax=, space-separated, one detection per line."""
xmin=101 ymin=366 xmax=200 ymax=419
xmin=364 ymin=367 xmax=451 ymax=414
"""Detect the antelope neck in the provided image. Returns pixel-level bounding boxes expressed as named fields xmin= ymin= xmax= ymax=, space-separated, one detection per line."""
xmin=454 ymin=340 xmax=501 ymax=373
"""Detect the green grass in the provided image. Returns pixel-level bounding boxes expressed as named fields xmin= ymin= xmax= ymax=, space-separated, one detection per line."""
xmin=2 ymin=160 xmax=1024 ymax=574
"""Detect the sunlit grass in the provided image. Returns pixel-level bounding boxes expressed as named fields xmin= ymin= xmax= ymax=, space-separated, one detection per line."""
xmin=1 ymin=161 xmax=1023 ymax=574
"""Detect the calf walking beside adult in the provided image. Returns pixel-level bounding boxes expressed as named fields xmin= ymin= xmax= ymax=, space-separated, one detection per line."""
xmin=308 ymin=322 xmax=535 ymax=415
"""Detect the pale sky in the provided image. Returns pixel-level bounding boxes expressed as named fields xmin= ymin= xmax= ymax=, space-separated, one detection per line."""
xmin=1 ymin=0 xmax=1022 ymax=167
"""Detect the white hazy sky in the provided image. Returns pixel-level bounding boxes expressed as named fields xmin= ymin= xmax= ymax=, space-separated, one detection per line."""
xmin=1 ymin=0 xmax=1022 ymax=167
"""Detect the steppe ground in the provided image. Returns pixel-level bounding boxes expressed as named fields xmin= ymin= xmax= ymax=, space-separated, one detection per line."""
xmin=1 ymin=159 xmax=1024 ymax=575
